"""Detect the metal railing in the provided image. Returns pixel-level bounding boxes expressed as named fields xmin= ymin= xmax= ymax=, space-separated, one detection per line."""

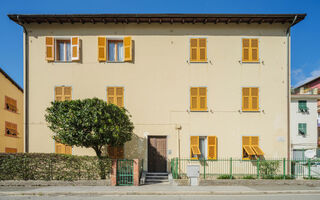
xmin=171 ymin=158 xmax=320 ymax=179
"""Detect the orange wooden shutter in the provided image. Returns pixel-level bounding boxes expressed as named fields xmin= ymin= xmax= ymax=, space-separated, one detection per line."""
xmin=190 ymin=87 xmax=198 ymax=111
xmin=242 ymin=88 xmax=250 ymax=111
xmin=55 ymin=87 xmax=63 ymax=101
xmin=116 ymin=87 xmax=124 ymax=107
xmin=46 ymin=37 xmax=54 ymax=61
xmin=71 ymin=37 xmax=80 ymax=61
xmin=107 ymin=87 xmax=115 ymax=104
xmin=98 ymin=37 xmax=107 ymax=61
xmin=207 ymin=136 xmax=217 ymax=160
xmin=190 ymin=39 xmax=198 ymax=62
xmin=250 ymin=39 xmax=259 ymax=61
xmin=199 ymin=87 xmax=207 ymax=111
xmin=250 ymin=87 xmax=259 ymax=111
xmin=65 ymin=145 xmax=72 ymax=155
xmin=55 ymin=142 xmax=65 ymax=154
xmin=199 ymin=38 xmax=207 ymax=62
xmin=190 ymin=136 xmax=200 ymax=159
xmin=63 ymin=87 xmax=72 ymax=101
xmin=124 ymin=36 xmax=132 ymax=61
xmin=242 ymin=39 xmax=249 ymax=62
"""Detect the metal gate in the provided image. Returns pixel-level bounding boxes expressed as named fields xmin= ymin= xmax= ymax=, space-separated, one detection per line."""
xmin=116 ymin=159 xmax=134 ymax=186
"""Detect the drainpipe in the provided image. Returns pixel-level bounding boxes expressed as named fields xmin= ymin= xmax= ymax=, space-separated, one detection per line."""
xmin=286 ymin=15 xmax=297 ymax=174
xmin=19 ymin=16 xmax=29 ymax=153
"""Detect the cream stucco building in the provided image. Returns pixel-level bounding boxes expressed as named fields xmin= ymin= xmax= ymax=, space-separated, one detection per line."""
xmin=9 ymin=14 xmax=305 ymax=172
xmin=0 ymin=67 xmax=24 ymax=153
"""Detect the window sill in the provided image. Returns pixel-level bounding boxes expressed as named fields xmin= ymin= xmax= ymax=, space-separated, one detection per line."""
xmin=189 ymin=61 xmax=208 ymax=63
xmin=190 ymin=110 xmax=209 ymax=112
xmin=241 ymin=61 xmax=260 ymax=64
xmin=4 ymin=108 xmax=18 ymax=114
xmin=106 ymin=61 xmax=125 ymax=63
xmin=5 ymin=134 xmax=18 ymax=138
xmin=241 ymin=110 xmax=260 ymax=113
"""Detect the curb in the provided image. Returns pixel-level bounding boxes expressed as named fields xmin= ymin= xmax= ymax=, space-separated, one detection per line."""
xmin=1 ymin=190 xmax=320 ymax=196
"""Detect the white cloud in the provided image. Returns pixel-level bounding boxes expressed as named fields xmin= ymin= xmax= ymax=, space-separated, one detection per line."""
xmin=293 ymin=67 xmax=320 ymax=88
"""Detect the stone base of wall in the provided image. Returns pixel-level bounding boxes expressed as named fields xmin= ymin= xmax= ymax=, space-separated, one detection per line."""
xmin=0 ymin=180 xmax=110 ymax=186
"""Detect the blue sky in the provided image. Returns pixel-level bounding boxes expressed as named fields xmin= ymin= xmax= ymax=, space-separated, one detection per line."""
xmin=0 ymin=0 xmax=319 ymax=88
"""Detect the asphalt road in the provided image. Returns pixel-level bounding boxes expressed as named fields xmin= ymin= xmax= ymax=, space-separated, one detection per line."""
xmin=1 ymin=194 xmax=320 ymax=200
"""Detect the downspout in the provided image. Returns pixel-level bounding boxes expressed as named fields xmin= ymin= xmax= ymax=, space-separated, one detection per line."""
xmin=286 ymin=15 xmax=297 ymax=174
xmin=19 ymin=16 xmax=29 ymax=153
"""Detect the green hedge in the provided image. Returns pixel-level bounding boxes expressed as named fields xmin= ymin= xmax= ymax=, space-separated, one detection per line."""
xmin=0 ymin=153 xmax=111 ymax=181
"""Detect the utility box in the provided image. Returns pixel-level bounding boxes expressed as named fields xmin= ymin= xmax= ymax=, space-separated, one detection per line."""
xmin=187 ymin=165 xmax=200 ymax=186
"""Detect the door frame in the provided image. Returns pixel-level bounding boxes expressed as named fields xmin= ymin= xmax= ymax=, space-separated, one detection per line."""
xmin=147 ymin=135 xmax=168 ymax=172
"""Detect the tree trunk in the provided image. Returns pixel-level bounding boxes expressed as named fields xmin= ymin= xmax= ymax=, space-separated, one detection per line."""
xmin=94 ymin=147 xmax=106 ymax=180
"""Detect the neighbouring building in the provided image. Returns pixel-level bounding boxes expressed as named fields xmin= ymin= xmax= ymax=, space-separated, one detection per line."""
xmin=293 ymin=76 xmax=320 ymax=148
xmin=290 ymin=94 xmax=320 ymax=159
xmin=9 ymin=14 xmax=305 ymax=173
xmin=0 ymin=67 xmax=24 ymax=153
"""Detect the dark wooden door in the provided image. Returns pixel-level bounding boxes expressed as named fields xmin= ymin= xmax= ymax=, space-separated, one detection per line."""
xmin=148 ymin=136 xmax=167 ymax=172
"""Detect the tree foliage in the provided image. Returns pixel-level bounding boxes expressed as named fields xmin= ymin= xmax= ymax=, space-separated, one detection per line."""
xmin=45 ymin=98 xmax=134 ymax=157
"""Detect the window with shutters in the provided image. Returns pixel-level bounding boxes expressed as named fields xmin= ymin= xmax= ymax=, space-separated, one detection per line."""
xmin=5 ymin=122 xmax=18 ymax=137
xmin=190 ymin=87 xmax=207 ymax=111
xmin=98 ymin=37 xmax=132 ymax=62
xmin=242 ymin=38 xmax=259 ymax=62
xmin=45 ymin=37 xmax=80 ymax=62
xmin=190 ymin=38 xmax=207 ymax=62
xmin=107 ymin=145 xmax=124 ymax=159
xmin=298 ymin=100 xmax=308 ymax=112
xmin=298 ymin=123 xmax=307 ymax=136
xmin=190 ymin=136 xmax=217 ymax=160
xmin=242 ymin=136 xmax=264 ymax=160
xmin=5 ymin=96 xmax=17 ymax=113
xmin=54 ymin=86 xmax=72 ymax=154
xmin=107 ymin=87 xmax=124 ymax=107
xmin=242 ymin=87 xmax=259 ymax=111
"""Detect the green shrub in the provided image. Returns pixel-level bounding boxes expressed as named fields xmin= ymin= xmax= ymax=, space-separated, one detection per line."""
xmin=304 ymin=176 xmax=320 ymax=180
xmin=259 ymin=160 xmax=280 ymax=177
xmin=0 ymin=153 xmax=111 ymax=181
xmin=217 ymin=174 xmax=235 ymax=179
xmin=242 ymin=175 xmax=256 ymax=179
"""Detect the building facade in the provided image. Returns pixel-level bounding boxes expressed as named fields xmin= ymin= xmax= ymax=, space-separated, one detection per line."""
xmin=290 ymin=94 xmax=319 ymax=159
xmin=293 ymin=76 xmax=320 ymax=147
xmin=0 ymin=67 xmax=24 ymax=153
xmin=9 ymin=14 xmax=305 ymax=172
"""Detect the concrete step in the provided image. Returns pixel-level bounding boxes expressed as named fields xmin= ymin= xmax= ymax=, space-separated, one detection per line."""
xmin=145 ymin=178 xmax=169 ymax=182
xmin=146 ymin=172 xmax=168 ymax=176
xmin=146 ymin=175 xmax=168 ymax=179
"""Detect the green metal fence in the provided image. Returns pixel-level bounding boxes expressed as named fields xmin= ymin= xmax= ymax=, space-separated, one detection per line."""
xmin=116 ymin=159 xmax=134 ymax=185
xmin=171 ymin=158 xmax=320 ymax=179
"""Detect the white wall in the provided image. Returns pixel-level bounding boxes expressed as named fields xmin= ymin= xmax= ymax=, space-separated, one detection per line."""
xmin=290 ymin=98 xmax=318 ymax=150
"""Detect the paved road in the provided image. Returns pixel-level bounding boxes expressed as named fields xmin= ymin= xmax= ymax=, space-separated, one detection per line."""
xmin=1 ymin=194 xmax=320 ymax=200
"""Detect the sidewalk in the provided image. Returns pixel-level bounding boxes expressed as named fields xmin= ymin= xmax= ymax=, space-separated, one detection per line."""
xmin=1 ymin=184 xmax=320 ymax=196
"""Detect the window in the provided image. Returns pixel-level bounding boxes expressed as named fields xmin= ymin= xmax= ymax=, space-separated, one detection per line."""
xmin=5 ymin=122 xmax=17 ymax=137
xmin=5 ymin=96 xmax=17 ymax=113
xmin=45 ymin=37 xmax=80 ymax=62
xmin=107 ymin=87 xmax=124 ymax=107
xmin=54 ymin=86 xmax=72 ymax=154
xmin=242 ymin=87 xmax=259 ymax=111
xmin=190 ymin=38 xmax=207 ymax=62
xmin=190 ymin=136 xmax=217 ymax=160
xmin=190 ymin=87 xmax=207 ymax=111
xmin=98 ymin=36 xmax=132 ymax=62
xmin=55 ymin=142 xmax=72 ymax=155
xmin=242 ymin=38 xmax=259 ymax=62
xmin=55 ymin=86 xmax=72 ymax=102
xmin=56 ymin=40 xmax=71 ymax=61
xmin=5 ymin=148 xmax=17 ymax=153
xmin=298 ymin=100 xmax=308 ymax=112
xmin=242 ymin=136 xmax=264 ymax=160
xmin=298 ymin=123 xmax=307 ymax=136
xmin=107 ymin=145 xmax=124 ymax=159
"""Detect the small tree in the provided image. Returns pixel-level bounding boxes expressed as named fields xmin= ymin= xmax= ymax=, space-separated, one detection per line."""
xmin=45 ymin=98 xmax=134 ymax=179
